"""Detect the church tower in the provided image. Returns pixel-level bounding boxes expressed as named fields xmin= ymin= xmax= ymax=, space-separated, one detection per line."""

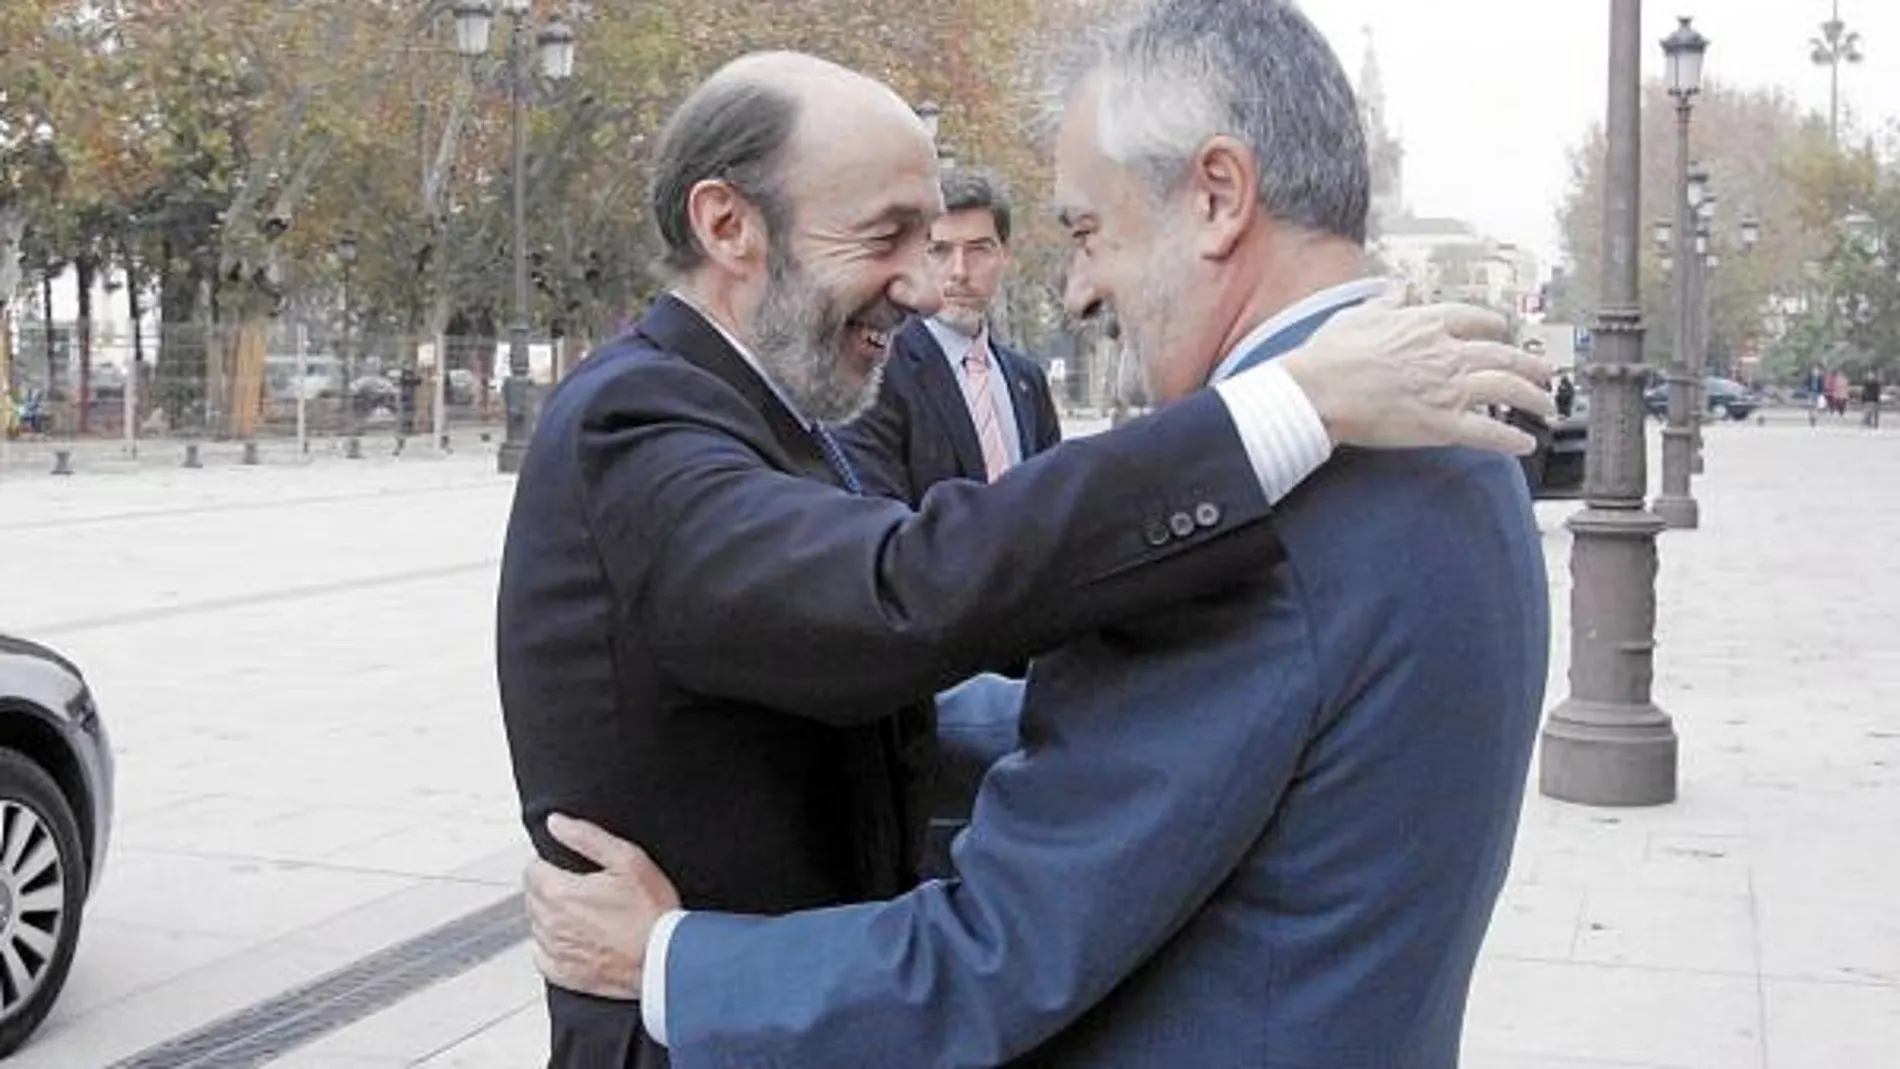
xmin=1358 ymin=28 xmax=1406 ymax=234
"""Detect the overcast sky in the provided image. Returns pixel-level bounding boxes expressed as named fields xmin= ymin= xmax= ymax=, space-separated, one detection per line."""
xmin=1299 ymin=0 xmax=1897 ymax=270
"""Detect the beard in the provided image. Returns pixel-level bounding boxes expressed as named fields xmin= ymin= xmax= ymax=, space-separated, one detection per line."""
xmin=934 ymin=299 xmax=986 ymax=337
xmin=750 ymin=241 xmax=902 ymax=424
xmin=1113 ymin=234 xmax=1198 ymax=405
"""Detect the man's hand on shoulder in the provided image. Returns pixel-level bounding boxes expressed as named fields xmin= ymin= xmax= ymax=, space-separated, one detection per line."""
xmin=1277 ymin=285 xmax=1558 ymax=456
xmin=526 ymin=813 xmax=681 ymax=999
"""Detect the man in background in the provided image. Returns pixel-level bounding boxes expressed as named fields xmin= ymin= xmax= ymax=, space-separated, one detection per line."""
xmin=839 ymin=169 xmax=1062 ymax=504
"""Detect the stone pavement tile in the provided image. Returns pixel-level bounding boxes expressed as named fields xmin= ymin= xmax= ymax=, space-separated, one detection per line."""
xmin=9 ymin=941 xmax=355 ymax=1069
xmin=271 ymin=943 xmax=541 ymax=1065
xmin=272 ymin=867 xmax=518 ymax=954
xmin=1570 ymin=888 xmax=1757 ymax=975
xmin=1762 ymin=979 xmax=1900 ymax=1069
xmin=1483 ymin=882 xmax=1586 ymax=961
xmin=114 ymin=793 xmax=416 ymax=862
xmin=85 ymin=847 xmax=421 ymax=941
xmin=328 ymin=816 xmax=525 ymax=880
xmin=44 ymin=919 xmax=252 ymax=1024
xmin=17 ymin=871 xmax=516 ymax=1066
xmin=1462 ymin=958 xmax=1762 ymax=1069
xmin=411 ymin=1000 xmax=548 ymax=1068
xmin=1753 ymin=890 xmax=1900 ymax=987
xmin=1460 ymin=1055 xmax=1675 ymax=1069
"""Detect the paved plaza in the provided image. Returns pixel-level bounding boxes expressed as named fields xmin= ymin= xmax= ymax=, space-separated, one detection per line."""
xmin=0 ymin=415 xmax=1893 ymax=1067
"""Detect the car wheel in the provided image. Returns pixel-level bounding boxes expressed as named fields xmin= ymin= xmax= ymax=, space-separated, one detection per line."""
xmin=0 ymin=748 xmax=86 ymax=1058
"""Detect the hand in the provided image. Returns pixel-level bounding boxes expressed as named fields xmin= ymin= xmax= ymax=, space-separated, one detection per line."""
xmin=524 ymin=813 xmax=681 ymax=1000
xmin=1278 ymin=286 xmax=1558 ymax=455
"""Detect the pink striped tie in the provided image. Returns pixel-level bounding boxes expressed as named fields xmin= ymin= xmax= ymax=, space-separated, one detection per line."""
xmin=960 ymin=340 xmax=1012 ymax=482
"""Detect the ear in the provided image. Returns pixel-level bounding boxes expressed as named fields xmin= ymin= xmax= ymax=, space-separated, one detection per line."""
xmin=1186 ymin=135 xmax=1258 ymax=260
xmin=686 ymin=179 xmax=768 ymax=271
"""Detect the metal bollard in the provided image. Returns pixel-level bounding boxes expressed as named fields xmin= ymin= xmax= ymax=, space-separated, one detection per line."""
xmin=242 ymin=441 xmax=260 ymax=465
xmin=51 ymin=449 xmax=73 ymax=476
xmin=344 ymin=436 xmax=362 ymax=460
xmin=183 ymin=442 xmax=202 ymax=468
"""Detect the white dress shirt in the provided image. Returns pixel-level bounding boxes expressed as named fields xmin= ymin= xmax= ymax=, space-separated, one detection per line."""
xmin=638 ymin=288 xmax=1359 ymax=1043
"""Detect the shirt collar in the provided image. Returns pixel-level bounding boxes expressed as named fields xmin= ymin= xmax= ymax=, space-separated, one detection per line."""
xmin=925 ymin=316 xmax=988 ymax=365
xmin=1209 ymin=277 xmax=1393 ymax=384
xmin=668 ymin=288 xmax=815 ymax=429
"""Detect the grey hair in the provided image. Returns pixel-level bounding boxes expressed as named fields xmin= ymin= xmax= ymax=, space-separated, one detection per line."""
xmin=1083 ymin=0 xmax=1370 ymax=244
xmin=649 ymin=78 xmax=800 ymax=277
xmin=939 ymin=169 xmax=1014 ymax=244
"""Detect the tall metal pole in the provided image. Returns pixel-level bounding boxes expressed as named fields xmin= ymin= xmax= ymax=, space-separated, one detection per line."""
xmin=1654 ymin=103 xmax=1697 ymax=529
xmin=497 ymin=12 xmax=533 ymax=474
xmin=1690 ymin=238 xmax=1711 ymax=473
xmin=343 ymin=261 xmax=360 ymax=459
xmin=1540 ymin=0 xmax=1678 ymax=807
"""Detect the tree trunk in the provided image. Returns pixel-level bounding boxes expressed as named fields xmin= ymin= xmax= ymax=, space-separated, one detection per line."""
xmin=76 ymin=257 xmax=95 ymax=434
xmin=127 ymin=257 xmax=147 ymax=421
xmin=224 ymin=320 xmax=269 ymax=439
xmin=158 ymin=241 xmax=208 ymax=431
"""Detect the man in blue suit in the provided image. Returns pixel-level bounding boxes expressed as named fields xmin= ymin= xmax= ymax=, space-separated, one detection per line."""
xmin=527 ymin=5 xmax=1549 ymax=1067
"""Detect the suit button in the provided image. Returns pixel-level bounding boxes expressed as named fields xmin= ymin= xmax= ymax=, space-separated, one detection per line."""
xmin=1195 ymin=502 xmax=1222 ymax=528
xmin=1143 ymin=519 xmax=1171 ymax=547
xmin=1169 ymin=512 xmax=1196 ymax=538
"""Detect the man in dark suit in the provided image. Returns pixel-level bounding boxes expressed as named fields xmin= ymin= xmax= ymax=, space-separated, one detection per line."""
xmin=838 ymin=170 xmax=1062 ymax=504
xmin=503 ymin=45 xmax=1555 ymax=1068
xmin=524 ymin=7 xmax=1549 ymax=1067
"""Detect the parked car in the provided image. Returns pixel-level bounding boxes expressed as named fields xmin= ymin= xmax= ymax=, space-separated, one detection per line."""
xmin=1501 ymin=406 xmax=1587 ymax=500
xmin=0 ymin=634 xmax=113 ymax=1056
xmin=1643 ymin=376 xmax=1760 ymax=421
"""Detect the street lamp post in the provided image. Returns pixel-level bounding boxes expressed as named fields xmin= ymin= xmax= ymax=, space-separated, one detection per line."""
xmin=1811 ymin=0 xmax=1863 ymax=147
xmin=338 ymin=235 xmax=361 ymax=460
xmin=914 ymin=99 xmax=957 ymax=171
xmin=1690 ymin=195 xmax=1714 ymax=474
xmin=1654 ymin=17 xmax=1707 ymax=530
xmin=454 ymin=0 xmax=577 ymax=475
xmin=1540 ymin=0 xmax=1677 ymax=807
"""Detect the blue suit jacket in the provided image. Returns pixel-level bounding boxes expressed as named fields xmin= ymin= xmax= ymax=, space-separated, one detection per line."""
xmin=837 ymin=318 xmax=1063 ymax=507
xmin=660 ymin=302 xmax=1550 ymax=1068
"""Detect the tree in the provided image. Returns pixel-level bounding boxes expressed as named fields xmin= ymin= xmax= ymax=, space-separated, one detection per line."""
xmin=1555 ymin=81 xmax=1823 ymax=375
xmin=1783 ymin=127 xmax=1900 ymax=377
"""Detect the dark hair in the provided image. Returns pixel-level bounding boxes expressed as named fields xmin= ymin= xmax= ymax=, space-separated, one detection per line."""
xmin=939 ymin=169 xmax=1013 ymax=245
xmin=649 ymin=79 xmax=801 ymax=276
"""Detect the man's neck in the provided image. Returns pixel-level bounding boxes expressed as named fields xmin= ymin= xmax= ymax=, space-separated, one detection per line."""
xmin=1210 ymin=235 xmax=1369 ymax=365
xmin=672 ymin=278 xmax=753 ymax=348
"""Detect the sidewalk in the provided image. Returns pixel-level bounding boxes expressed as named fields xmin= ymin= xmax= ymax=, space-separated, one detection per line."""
xmin=2 ymin=418 xmax=1892 ymax=1067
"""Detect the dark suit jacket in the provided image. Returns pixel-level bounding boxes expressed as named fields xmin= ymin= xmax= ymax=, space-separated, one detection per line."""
xmin=658 ymin=301 xmax=1550 ymax=1069
xmin=495 ymin=294 xmax=1287 ymax=1067
xmin=837 ymin=318 xmax=1062 ymax=506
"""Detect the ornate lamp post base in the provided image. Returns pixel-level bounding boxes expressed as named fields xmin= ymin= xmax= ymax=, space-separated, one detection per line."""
xmin=1541 ymin=698 xmax=1680 ymax=805
xmin=1653 ymin=421 xmax=1699 ymax=528
xmin=1541 ymin=504 xmax=1679 ymax=807
xmin=497 ymin=377 xmax=532 ymax=474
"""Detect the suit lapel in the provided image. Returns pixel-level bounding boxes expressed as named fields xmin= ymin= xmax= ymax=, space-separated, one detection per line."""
xmin=902 ymin=320 xmax=987 ymax=479
xmin=995 ymin=347 xmax=1040 ymax=452
xmin=632 ymin=294 xmax=837 ymax=487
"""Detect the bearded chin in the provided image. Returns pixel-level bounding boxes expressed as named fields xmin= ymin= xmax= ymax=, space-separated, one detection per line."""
xmin=751 ymin=269 xmax=882 ymax=424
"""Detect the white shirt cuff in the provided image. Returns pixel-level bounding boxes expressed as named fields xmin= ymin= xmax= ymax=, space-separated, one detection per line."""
xmin=1213 ymin=361 xmax=1333 ymax=504
xmin=641 ymin=909 xmax=688 ymax=1046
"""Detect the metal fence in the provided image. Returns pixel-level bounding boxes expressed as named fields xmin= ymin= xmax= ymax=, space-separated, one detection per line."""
xmin=0 ymin=320 xmax=594 ymax=476
xmin=2 ymin=314 xmax=1134 ymax=477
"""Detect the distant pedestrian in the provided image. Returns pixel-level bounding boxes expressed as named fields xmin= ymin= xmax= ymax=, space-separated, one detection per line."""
xmin=1554 ymin=373 xmax=1576 ymax=418
xmin=1863 ymin=370 xmax=1883 ymax=429
xmin=1828 ymin=370 xmax=1851 ymax=417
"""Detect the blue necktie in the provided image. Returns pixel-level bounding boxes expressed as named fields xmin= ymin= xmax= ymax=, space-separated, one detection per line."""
xmin=810 ymin=423 xmax=864 ymax=495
